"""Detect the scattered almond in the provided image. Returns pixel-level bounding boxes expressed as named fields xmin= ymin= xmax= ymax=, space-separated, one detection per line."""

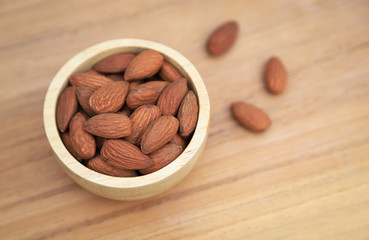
xmin=207 ymin=20 xmax=239 ymax=56
xmin=265 ymin=57 xmax=287 ymax=94
xmin=231 ymin=102 xmax=271 ymax=132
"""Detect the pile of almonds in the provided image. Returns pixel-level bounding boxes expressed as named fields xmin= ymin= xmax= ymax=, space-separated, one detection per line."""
xmin=56 ymin=50 xmax=199 ymax=177
xmin=206 ymin=20 xmax=287 ymax=132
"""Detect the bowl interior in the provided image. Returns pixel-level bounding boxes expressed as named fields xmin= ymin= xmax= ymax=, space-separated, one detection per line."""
xmin=44 ymin=39 xmax=210 ymax=190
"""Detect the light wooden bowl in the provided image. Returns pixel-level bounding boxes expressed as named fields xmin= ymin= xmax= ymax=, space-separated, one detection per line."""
xmin=43 ymin=39 xmax=210 ymax=200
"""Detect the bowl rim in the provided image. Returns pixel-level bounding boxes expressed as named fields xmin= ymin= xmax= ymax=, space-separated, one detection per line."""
xmin=43 ymin=38 xmax=210 ymax=189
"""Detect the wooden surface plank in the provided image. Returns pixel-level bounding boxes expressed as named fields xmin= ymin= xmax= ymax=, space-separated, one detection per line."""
xmin=1 ymin=0 xmax=368 ymax=239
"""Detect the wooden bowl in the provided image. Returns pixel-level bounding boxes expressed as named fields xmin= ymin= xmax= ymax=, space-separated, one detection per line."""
xmin=43 ymin=39 xmax=210 ymax=200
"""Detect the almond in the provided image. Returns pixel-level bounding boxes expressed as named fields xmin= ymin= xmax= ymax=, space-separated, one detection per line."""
xmin=61 ymin=131 xmax=79 ymax=160
xmin=157 ymin=78 xmax=188 ymax=115
xmin=140 ymin=144 xmax=183 ymax=174
xmin=126 ymin=81 xmax=168 ymax=109
xmin=69 ymin=112 xmax=96 ymax=159
xmin=169 ymin=134 xmax=186 ymax=149
xmin=69 ymin=71 xmax=113 ymax=89
xmin=101 ymin=139 xmax=152 ymax=170
xmin=141 ymin=115 xmax=179 ymax=154
xmin=124 ymin=50 xmax=164 ymax=81
xmin=56 ymin=86 xmax=78 ymax=132
xmin=178 ymin=90 xmax=199 ymax=138
xmin=87 ymin=155 xmax=137 ymax=177
xmin=107 ymin=74 xmax=124 ymax=81
xmin=265 ymin=57 xmax=287 ymax=94
xmin=76 ymin=86 xmax=96 ymax=116
xmin=159 ymin=61 xmax=183 ymax=82
xmin=231 ymin=102 xmax=271 ymax=132
xmin=207 ymin=20 xmax=238 ymax=56
xmin=125 ymin=105 xmax=161 ymax=145
xmin=83 ymin=113 xmax=132 ymax=138
xmin=89 ymin=81 xmax=129 ymax=114
xmin=129 ymin=80 xmax=143 ymax=91
xmin=94 ymin=53 xmax=135 ymax=73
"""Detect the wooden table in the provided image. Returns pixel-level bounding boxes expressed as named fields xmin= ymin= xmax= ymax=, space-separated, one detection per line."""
xmin=1 ymin=0 xmax=368 ymax=239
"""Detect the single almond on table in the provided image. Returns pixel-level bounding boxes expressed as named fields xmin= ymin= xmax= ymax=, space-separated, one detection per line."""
xmin=83 ymin=113 xmax=132 ymax=138
xmin=169 ymin=134 xmax=186 ymax=149
xmin=159 ymin=61 xmax=183 ymax=82
xmin=125 ymin=105 xmax=161 ymax=145
xmin=76 ymin=86 xmax=96 ymax=116
xmin=87 ymin=155 xmax=137 ymax=177
xmin=141 ymin=115 xmax=179 ymax=154
xmin=107 ymin=74 xmax=124 ymax=81
xmin=56 ymin=86 xmax=78 ymax=132
xmin=101 ymin=139 xmax=152 ymax=170
xmin=265 ymin=57 xmax=287 ymax=94
xmin=89 ymin=81 xmax=129 ymax=114
xmin=157 ymin=78 xmax=188 ymax=115
xmin=177 ymin=90 xmax=199 ymax=138
xmin=207 ymin=20 xmax=239 ymax=56
xmin=129 ymin=80 xmax=143 ymax=91
xmin=69 ymin=71 xmax=113 ymax=89
xmin=124 ymin=50 xmax=164 ymax=81
xmin=61 ymin=131 xmax=79 ymax=160
xmin=94 ymin=53 xmax=135 ymax=73
xmin=126 ymin=81 xmax=168 ymax=109
xmin=69 ymin=112 xmax=96 ymax=159
xmin=140 ymin=144 xmax=183 ymax=174
xmin=231 ymin=102 xmax=271 ymax=132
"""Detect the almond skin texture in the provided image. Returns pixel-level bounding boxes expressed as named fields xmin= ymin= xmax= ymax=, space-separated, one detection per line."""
xmin=76 ymin=86 xmax=96 ymax=116
xmin=129 ymin=80 xmax=143 ymax=91
xmin=124 ymin=50 xmax=164 ymax=81
xmin=207 ymin=20 xmax=239 ymax=56
xmin=265 ymin=57 xmax=287 ymax=94
xmin=69 ymin=112 xmax=96 ymax=159
xmin=83 ymin=113 xmax=132 ymax=138
xmin=101 ymin=139 xmax=152 ymax=170
xmin=231 ymin=102 xmax=271 ymax=132
xmin=87 ymin=155 xmax=137 ymax=177
xmin=69 ymin=71 xmax=113 ymax=89
xmin=159 ymin=61 xmax=183 ymax=82
xmin=107 ymin=74 xmax=124 ymax=81
xmin=157 ymin=78 xmax=188 ymax=115
xmin=89 ymin=81 xmax=129 ymax=114
xmin=140 ymin=144 xmax=183 ymax=174
xmin=56 ymin=86 xmax=78 ymax=132
xmin=170 ymin=134 xmax=186 ymax=149
xmin=125 ymin=105 xmax=161 ymax=145
xmin=61 ymin=131 xmax=79 ymax=160
xmin=94 ymin=53 xmax=135 ymax=73
xmin=126 ymin=81 xmax=168 ymax=109
xmin=141 ymin=115 xmax=179 ymax=154
xmin=177 ymin=90 xmax=199 ymax=138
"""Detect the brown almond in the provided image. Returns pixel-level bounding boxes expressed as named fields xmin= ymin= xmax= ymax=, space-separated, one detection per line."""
xmin=76 ymin=86 xmax=96 ymax=116
xmin=207 ymin=20 xmax=239 ymax=56
xmin=56 ymin=86 xmax=78 ymax=132
xmin=157 ymin=78 xmax=188 ymax=115
xmin=129 ymin=80 xmax=143 ymax=91
xmin=126 ymin=81 xmax=168 ymax=109
xmin=265 ymin=57 xmax=287 ymax=94
xmin=107 ymin=74 xmax=124 ymax=81
xmin=159 ymin=61 xmax=183 ymax=82
xmin=231 ymin=102 xmax=271 ymax=132
xmin=170 ymin=134 xmax=186 ymax=149
xmin=124 ymin=50 xmax=164 ymax=81
xmin=94 ymin=53 xmax=135 ymax=73
xmin=69 ymin=112 xmax=96 ymax=159
xmin=69 ymin=71 xmax=113 ymax=89
xmin=83 ymin=113 xmax=132 ymax=138
xmin=178 ymin=90 xmax=199 ymax=138
xmin=125 ymin=105 xmax=161 ymax=145
xmin=141 ymin=115 xmax=179 ymax=154
xmin=140 ymin=144 xmax=183 ymax=174
xmin=101 ymin=139 xmax=152 ymax=170
xmin=87 ymin=155 xmax=137 ymax=177
xmin=61 ymin=131 xmax=79 ymax=160
xmin=89 ymin=81 xmax=129 ymax=114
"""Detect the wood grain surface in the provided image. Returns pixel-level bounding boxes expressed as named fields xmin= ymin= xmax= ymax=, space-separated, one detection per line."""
xmin=1 ymin=0 xmax=369 ymax=239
